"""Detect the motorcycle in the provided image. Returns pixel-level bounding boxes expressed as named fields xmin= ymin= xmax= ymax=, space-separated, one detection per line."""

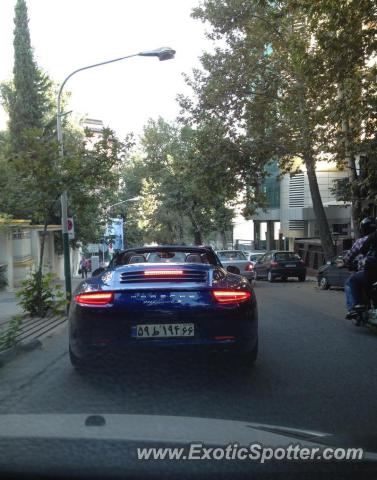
xmin=351 ymin=280 xmax=377 ymax=329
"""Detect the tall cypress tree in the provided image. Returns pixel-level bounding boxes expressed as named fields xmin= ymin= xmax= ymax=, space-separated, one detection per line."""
xmin=8 ymin=0 xmax=46 ymax=151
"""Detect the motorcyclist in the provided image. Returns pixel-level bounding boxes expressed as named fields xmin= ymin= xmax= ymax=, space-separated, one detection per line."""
xmin=359 ymin=224 xmax=377 ymax=285
xmin=343 ymin=217 xmax=377 ymax=319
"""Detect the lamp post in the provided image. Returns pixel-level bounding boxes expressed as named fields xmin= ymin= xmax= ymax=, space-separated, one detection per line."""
xmin=106 ymin=196 xmax=141 ymax=212
xmin=56 ymin=48 xmax=175 ymax=306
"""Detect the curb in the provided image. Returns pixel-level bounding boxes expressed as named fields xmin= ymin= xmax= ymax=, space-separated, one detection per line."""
xmin=0 ymin=320 xmax=67 ymax=368
xmin=306 ymin=277 xmax=317 ymax=283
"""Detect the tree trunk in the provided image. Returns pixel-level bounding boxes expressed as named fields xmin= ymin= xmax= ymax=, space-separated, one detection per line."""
xmin=338 ymin=86 xmax=361 ymax=238
xmin=297 ymin=80 xmax=335 ymax=261
xmin=220 ymin=230 xmax=227 ymax=249
xmin=193 ymin=229 xmax=203 ymax=245
xmin=305 ymin=156 xmax=335 ymax=261
xmin=188 ymin=210 xmax=203 ymax=245
xmin=178 ymin=220 xmax=184 ymax=243
xmin=35 ymin=214 xmax=49 ymax=316
xmin=343 ymin=118 xmax=362 ymax=239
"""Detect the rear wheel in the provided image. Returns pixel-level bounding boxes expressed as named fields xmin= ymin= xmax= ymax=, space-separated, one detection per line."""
xmin=69 ymin=345 xmax=90 ymax=373
xmin=232 ymin=339 xmax=258 ymax=366
xmin=267 ymin=270 xmax=275 ymax=282
xmin=281 ymin=276 xmax=287 ymax=282
xmin=253 ymin=270 xmax=258 ymax=281
xmin=298 ymin=275 xmax=306 ymax=282
xmin=318 ymin=276 xmax=329 ymax=290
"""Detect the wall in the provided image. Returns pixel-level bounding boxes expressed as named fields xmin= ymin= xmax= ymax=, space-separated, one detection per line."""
xmin=280 ymin=169 xmax=349 ymax=238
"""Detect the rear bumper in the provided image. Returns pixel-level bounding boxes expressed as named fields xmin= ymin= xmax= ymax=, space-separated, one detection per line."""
xmin=242 ymin=272 xmax=254 ymax=281
xmin=271 ymin=267 xmax=306 ymax=277
xmin=69 ymin=303 xmax=258 ymax=359
xmin=70 ymin=336 xmax=258 ymax=360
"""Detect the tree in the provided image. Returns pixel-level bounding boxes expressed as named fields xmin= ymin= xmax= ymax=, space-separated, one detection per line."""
xmin=182 ymin=0 xmax=337 ymax=259
xmin=1 ymin=124 xmax=129 ymax=314
xmin=1 ymin=0 xmax=53 ymax=153
xmin=301 ymin=0 xmax=377 ymax=237
xmin=0 ymin=0 xmax=134 ymax=314
xmin=120 ymin=117 xmax=237 ymax=246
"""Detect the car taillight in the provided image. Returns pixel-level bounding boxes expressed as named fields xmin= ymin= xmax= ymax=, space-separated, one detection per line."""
xmin=270 ymin=261 xmax=278 ymax=267
xmin=212 ymin=290 xmax=251 ymax=304
xmin=245 ymin=262 xmax=254 ymax=271
xmin=75 ymin=292 xmax=114 ymax=305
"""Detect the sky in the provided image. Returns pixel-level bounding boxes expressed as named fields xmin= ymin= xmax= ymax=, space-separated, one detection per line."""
xmin=0 ymin=0 xmax=210 ymax=139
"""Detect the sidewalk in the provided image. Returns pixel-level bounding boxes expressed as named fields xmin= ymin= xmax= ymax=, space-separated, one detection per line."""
xmin=0 ymin=276 xmax=82 ymax=324
xmin=0 ymin=291 xmax=23 ymax=333
xmin=0 ymin=277 xmax=82 ymax=359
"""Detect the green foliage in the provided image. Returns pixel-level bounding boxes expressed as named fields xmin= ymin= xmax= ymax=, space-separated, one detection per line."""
xmin=16 ymin=272 xmax=67 ymax=318
xmin=121 ymin=118 xmax=236 ymax=245
xmin=2 ymin=0 xmax=54 ymax=153
xmin=182 ymin=0 xmax=377 ymax=256
xmin=0 ymin=315 xmax=23 ymax=351
xmin=0 ymin=264 xmax=8 ymax=290
xmin=301 ymin=0 xmax=377 ymax=231
xmin=67 ymin=129 xmax=134 ymax=246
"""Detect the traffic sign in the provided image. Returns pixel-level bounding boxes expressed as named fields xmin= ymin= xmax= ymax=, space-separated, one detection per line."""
xmin=99 ymin=243 xmax=108 ymax=253
xmin=67 ymin=217 xmax=75 ymax=240
xmin=87 ymin=244 xmax=99 ymax=253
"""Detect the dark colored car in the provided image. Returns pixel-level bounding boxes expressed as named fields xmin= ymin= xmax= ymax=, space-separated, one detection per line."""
xmin=253 ymin=250 xmax=306 ymax=282
xmin=69 ymin=245 xmax=258 ymax=370
xmin=317 ymin=254 xmax=351 ymax=290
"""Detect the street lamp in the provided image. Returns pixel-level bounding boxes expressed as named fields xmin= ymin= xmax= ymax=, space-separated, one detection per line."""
xmin=56 ymin=48 xmax=175 ymax=305
xmin=106 ymin=196 xmax=142 ymax=212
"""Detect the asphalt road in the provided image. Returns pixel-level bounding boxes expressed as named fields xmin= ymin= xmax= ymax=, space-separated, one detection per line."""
xmin=1 ymin=280 xmax=377 ymax=436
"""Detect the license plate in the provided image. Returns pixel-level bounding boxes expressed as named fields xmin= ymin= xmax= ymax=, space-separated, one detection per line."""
xmin=132 ymin=323 xmax=195 ymax=338
xmin=285 ymin=264 xmax=295 ymax=267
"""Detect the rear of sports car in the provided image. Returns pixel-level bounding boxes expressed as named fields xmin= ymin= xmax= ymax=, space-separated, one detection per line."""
xmin=68 ymin=263 xmax=258 ymax=368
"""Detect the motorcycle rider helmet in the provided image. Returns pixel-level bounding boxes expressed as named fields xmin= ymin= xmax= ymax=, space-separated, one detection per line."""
xmin=360 ymin=217 xmax=377 ymax=236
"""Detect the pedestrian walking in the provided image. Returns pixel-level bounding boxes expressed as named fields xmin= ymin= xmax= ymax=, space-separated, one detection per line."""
xmin=79 ymin=257 xmax=88 ymax=279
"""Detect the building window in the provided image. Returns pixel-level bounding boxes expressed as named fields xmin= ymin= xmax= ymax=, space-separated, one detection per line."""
xmin=289 ymin=173 xmax=305 ymax=207
xmin=261 ymin=161 xmax=280 ymax=209
xmin=332 ymin=224 xmax=349 ymax=235
xmin=289 ymin=220 xmax=305 ymax=231
xmin=12 ymin=228 xmax=31 ymax=239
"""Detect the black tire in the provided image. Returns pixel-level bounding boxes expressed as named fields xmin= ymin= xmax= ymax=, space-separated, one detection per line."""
xmin=253 ymin=270 xmax=258 ymax=281
xmin=351 ymin=315 xmax=362 ymax=327
xmin=298 ymin=275 xmax=306 ymax=282
xmin=244 ymin=339 xmax=258 ymax=363
xmin=69 ymin=345 xmax=89 ymax=373
xmin=281 ymin=276 xmax=287 ymax=282
xmin=232 ymin=339 xmax=258 ymax=366
xmin=267 ymin=270 xmax=275 ymax=282
xmin=318 ymin=276 xmax=329 ymax=290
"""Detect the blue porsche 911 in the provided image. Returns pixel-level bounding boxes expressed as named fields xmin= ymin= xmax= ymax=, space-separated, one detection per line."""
xmin=68 ymin=245 xmax=258 ymax=370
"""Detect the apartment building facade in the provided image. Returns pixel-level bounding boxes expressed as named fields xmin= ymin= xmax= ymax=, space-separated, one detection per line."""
xmin=233 ymin=160 xmax=352 ymax=267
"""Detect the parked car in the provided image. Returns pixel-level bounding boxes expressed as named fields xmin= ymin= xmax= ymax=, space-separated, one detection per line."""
xmin=253 ymin=250 xmax=306 ymax=282
xmin=246 ymin=251 xmax=266 ymax=265
xmin=317 ymin=254 xmax=351 ymax=290
xmin=216 ymin=250 xmax=254 ymax=281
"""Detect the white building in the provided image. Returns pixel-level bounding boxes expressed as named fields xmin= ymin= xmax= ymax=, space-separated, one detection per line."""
xmin=0 ymin=219 xmax=80 ymax=291
xmin=80 ymin=118 xmax=104 ymax=149
xmin=233 ymin=160 xmax=351 ymax=266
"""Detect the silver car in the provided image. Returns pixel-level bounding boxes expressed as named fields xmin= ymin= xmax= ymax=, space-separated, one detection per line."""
xmin=216 ymin=250 xmax=254 ymax=280
xmin=246 ymin=251 xmax=266 ymax=265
